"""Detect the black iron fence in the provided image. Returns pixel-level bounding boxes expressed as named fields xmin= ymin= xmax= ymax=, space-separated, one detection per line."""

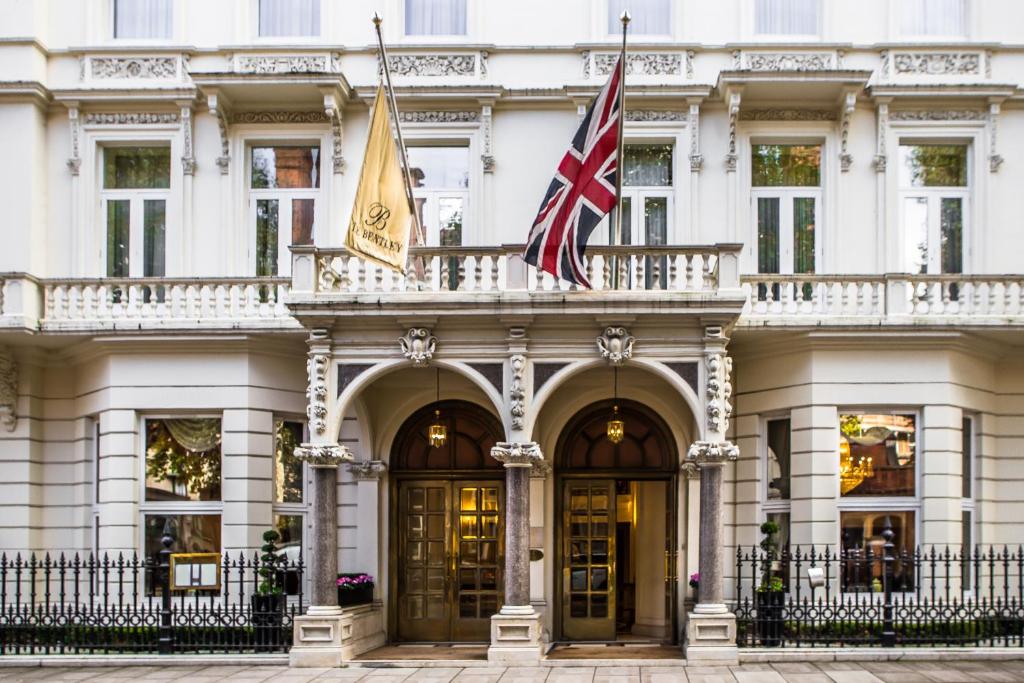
xmin=735 ymin=539 xmax=1024 ymax=648
xmin=0 ymin=536 xmax=304 ymax=654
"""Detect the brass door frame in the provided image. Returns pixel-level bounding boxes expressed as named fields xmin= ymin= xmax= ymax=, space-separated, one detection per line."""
xmin=389 ymin=473 xmax=505 ymax=643
xmin=554 ymin=471 xmax=679 ymax=644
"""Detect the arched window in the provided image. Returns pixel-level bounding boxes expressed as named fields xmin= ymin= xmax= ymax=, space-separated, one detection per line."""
xmin=392 ymin=400 xmax=504 ymax=471
xmin=557 ymin=399 xmax=676 ymax=472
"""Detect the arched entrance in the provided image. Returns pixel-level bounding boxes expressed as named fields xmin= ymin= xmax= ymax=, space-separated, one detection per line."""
xmin=555 ymin=399 xmax=679 ymax=643
xmin=389 ymin=399 xmax=505 ymax=642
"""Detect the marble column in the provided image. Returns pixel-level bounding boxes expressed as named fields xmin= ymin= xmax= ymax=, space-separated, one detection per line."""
xmin=290 ymin=443 xmax=353 ymax=667
xmin=488 ymin=442 xmax=545 ymax=663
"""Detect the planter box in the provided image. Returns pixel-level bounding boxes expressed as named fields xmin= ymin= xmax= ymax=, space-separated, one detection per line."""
xmin=755 ymin=589 xmax=785 ymax=647
xmin=338 ymin=584 xmax=374 ymax=607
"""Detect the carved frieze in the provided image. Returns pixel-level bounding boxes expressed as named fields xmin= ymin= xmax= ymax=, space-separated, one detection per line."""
xmin=892 ymin=52 xmax=980 ymax=75
xmin=0 ymin=348 xmax=16 ymax=432
xmin=295 ymin=443 xmax=354 ymax=468
xmin=889 ymin=110 xmax=987 ymax=121
xmin=399 ymin=111 xmax=479 ymax=123
xmin=594 ymin=52 xmax=682 ymax=77
xmin=597 ymin=327 xmax=635 ymax=366
xmin=348 ymin=460 xmax=387 ymax=481
xmin=741 ymin=52 xmax=837 ymax=71
xmin=625 ymin=110 xmax=686 ymax=122
xmin=509 ymin=354 xmax=526 ymax=430
xmin=388 ymin=54 xmax=476 ymax=77
xmin=739 ymin=109 xmax=836 ymax=121
xmin=90 ymin=57 xmax=177 ymax=79
xmin=399 ymin=328 xmax=437 ymax=367
xmin=236 ymin=56 xmax=331 ymax=74
xmin=230 ymin=111 xmax=330 ymax=124
xmin=83 ymin=112 xmax=180 ymax=125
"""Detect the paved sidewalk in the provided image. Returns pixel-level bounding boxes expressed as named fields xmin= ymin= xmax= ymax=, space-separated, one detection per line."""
xmin=0 ymin=661 xmax=1022 ymax=683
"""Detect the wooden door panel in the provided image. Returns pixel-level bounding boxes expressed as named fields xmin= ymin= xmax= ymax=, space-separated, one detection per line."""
xmin=397 ymin=480 xmax=450 ymax=641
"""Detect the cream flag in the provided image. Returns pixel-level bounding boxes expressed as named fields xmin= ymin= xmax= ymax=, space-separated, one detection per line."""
xmin=345 ymin=85 xmax=413 ymax=273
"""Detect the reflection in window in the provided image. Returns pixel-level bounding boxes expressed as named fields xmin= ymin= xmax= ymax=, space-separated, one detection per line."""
xmin=755 ymin=0 xmax=820 ymax=35
xmin=259 ymin=0 xmax=320 ymax=37
xmin=839 ymin=413 xmax=916 ymax=497
xmin=145 ymin=418 xmax=222 ymax=502
xmin=274 ymin=420 xmax=304 ymax=504
xmin=900 ymin=0 xmax=966 ymax=36
xmin=840 ymin=510 xmax=916 ymax=591
xmin=251 ymin=147 xmax=320 ymax=189
xmin=608 ymin=0 xmax=670 ymax=35
xmin=408 ymin=146 xmax=469 ymax=255
xmin=900 ymin=145 xmax=967 ymax=188
xmin=405 ymin=0 xmax=467 ymax=35
xmin=144 ymin=513 xmax=220 ymax=561
xmin=752 ymin=145 xmax=821 ymax=187
xmin=104 ymin=147 xmax=171 ymax=190
xmin=767 ymin=419 xmax=791 ymax=500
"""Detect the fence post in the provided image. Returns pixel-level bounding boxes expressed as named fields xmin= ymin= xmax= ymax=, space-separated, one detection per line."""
xmin=158 ymin=525 xmax=175 ymax=655
xmin=881 ymin=517 xmax=896 ymax=647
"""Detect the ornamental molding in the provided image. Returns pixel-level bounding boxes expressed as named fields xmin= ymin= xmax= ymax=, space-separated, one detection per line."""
xmin=889 ymin=109 xmax=986 ymax=121
xmin=89 ymin=56 xmax=178 ymax=80
xmin=839 ymin=92 xmax=856 ymax=173
xmin=386 ymin=53 xmax=479 ymax=77
xmin=625 ymin=110 xmax=686 ymax=122
xmin=873 ymin=101 xmax=889 ymax=173
xmin=891 ymin=52 xmax=980 ymax=76
xmin=491 ymin=441 xmax=544 ymax=468
xmin=0 ymin=347 xmax=16 ymax=432
xmin=725 ymin=91 xmax=741 ymax=172
xmin=294 ymin=443 xmax=354 ymax=468
xmin=324 ymin=93 xmax=346 ymax=174
xmin=399 ymin=110 xmax=479 ymax=123
xmin=481 ymin=104 xmax=494 ymax=173
xmin=399 ymin=328 xmax=437 ymax=367
xmin=83 ymin=112 xmax=180 ymax=125
xmin=230 ymin=111 xmax=330 ymax=124
xmin=739 ymin=109 xmax=836 ymax=121
xmin=989 ymin=102 xmax=1004 ymax=173
xmin=348 ymin=460 xmax=387 ymax=481
xmin=509 ymin=354 xmax=526 ymax=430
xmin=596 ymin=326 xmax=635 ymax=366
xmin=592 ymin=52 xmax=684 ymax=77
xmin=306 ymin=329 xmax=330 ymax=436
xmin=207 ymin=93 xmax=230 ymax=174
xmin=685 ymin=440 xmax=739 ymax=465
xmin=66 ymin=107 xmax=81 ymax=175
xmin=235 ymin=55 xmax=333 ymax=74
xmin=704 ymin=327 xmax=733 ymax=436
xmin=734 ymin=50 xmax=841 ymax=71
xmin=530 ymin=457 xmax=552 ymax=479
xmin=180 ymin=106 xmax=195 ymax=175
xmin=680 ymin=462 xmax=700 ymax=479
xmin=688 ymin=103 xmax=702 ymax=173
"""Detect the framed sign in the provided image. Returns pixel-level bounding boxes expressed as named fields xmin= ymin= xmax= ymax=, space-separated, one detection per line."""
xmin=169 ymin=553 xmax=222 ymax=591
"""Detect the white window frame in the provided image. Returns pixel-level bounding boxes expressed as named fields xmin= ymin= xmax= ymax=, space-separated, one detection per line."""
xmin=747 ymin=0 xmax=824 ymax=41
xmin=407 ymin=145 xmax=471 ymax=248
xmin=137 ymin=415 xmax=225 ymax=559
xmin=404 ymin=126 xmax=484 ymax=245
xmin=961 ymin=414 xmax=976 ymax=560
xmin=251 ymin=0 xmax=323 ymax=42
xmin=398 ymin=0 xmax=472 ymax=41
xmin=762 ymin=415 xmax=792 ymax=512
xmin=896 ymin=141 xmax=971 ymax=276
xmin=890 ymin=0 xmax=970 ymax=41
xmin=272 ymin=417 xmax=311 ymax=596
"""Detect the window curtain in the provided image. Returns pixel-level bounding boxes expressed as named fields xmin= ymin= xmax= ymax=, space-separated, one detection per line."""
xmin=405 ymin=0 xmax=467 ymax=35
xmin=623 ymin=145 xmax=673 ymax=187
xmin=114 ymin=0 xmax=172 ymax=39
xmin=900 ymin=0 xmax=966 ymax=36
xmin=259 ymin=0 xmax=320 ymax=37
xmin=754 ymin=0 xmax=820 ymax=35
xmin=163 ymin=419 xmax=222 ymax=453
xmin=608 ymin=0 xmax=670 ymax=35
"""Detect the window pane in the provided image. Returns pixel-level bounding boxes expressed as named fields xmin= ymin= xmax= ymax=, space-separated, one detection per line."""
xmin=839 ymin=414 xmax=916 ymax=497
xmin=840 ymin=511 xmax=915 ymax=591
xmin=793 ymin=197 xmax=816 ymax=274
xmin=408 ymin=147 xmax=469 ymax=189
xmin=144 ymin=514 xmax=220 ymax=562
xmin=256 ymin=199 xmax=279 ymax=277
xmin=901 ymin=0 xmax=966 ymax=36
xmin=259 ymin=0 xmax=320 ymax=36
xmin=940 ymin=197 xmax=963 ymax=274
xmin=755 ymin=0 xmax=820 ymax=35
xmin=104 ymin=147 xmax=171 ymax=189
xmin=752 ymin=145 xmax=821 ymax=187
xmin=899 ymin=145 xmax=968 ymax=187
xmin=114 ymin=0 xmax=172 ymax=39
xmin=962 ymin=418 xmax=972 ymax=499
xmin=609 ymin=0 xmax=670 ymax=35
xmin=757 ymin=198 xmax=780 ymax=274
xmin=901 ymin=197 xmax=929 ymax=275
xmin=274 ymin=420 xmax=304 ymax=503
xmin=145 ymin=418 xmax=222 ymax=502
xmin=405 ymin=0 xmax=467 ymax=35
xmin=292 ymin=198 xmax=315 ymax=246
xmin=961 ymin=509 xmax=972 ymax=589
xmin=439 ymin=198 xmax=464 ymax=246
xmin=644 ymin=197 xmax=668 ymax=289
xmin=251 ymin=147 xmax=320 ymax=189
xmin=624 ymin=145 xmax=673 ymax=187
xmin=609 ymin=197 xmax=633 ymax=246
xmin=106 ymin=200 xmax=130 ymax=277
xmin=767 ymin=419 xmax=791 ymax=500
xmin=143 ymin=200 xmax=166 ymax=277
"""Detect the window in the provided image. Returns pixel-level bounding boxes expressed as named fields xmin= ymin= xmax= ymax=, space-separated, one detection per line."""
xmin=754 ymin=0 xmax=820 ymax=36
xmin=259 ymin=0 xmax=320 ymax=37
xmin=114 ymin=0 xmax=172 ymax=39
xmin=900 ymin=0 xmax=966 ymax=37
xmin=273 ymin=420 xmax=306 ymax=595
xmin=405 ymin=0 xmax=467 ymax=36
xmin=249 ymin=146 xmax=320 ymax=276
xmin=962 ymin=416 xmax=975 ymax=589
xmin=408 ymin=145 xmax=469 ymax=248
xmin=899 ymin=144 xmax=968 ymax=275
xmin=608 ymin=144 xmax=674 ymax=289
xmin=840 ymin=510 xmax=916 ymax=591
xmin=752 ymin=144 xmax=820 ymax=297
xmin=102 ymin=146 xmax=170 ymax=278
xmin=766 ymin=418 xmax=791 ymax=501
xmin=142 ymin=418 xmax=222 ymax=575
xmin=839 ymin=413 xmax=916 ymax=497
xmin=608 ymin=0 xmax=670 ymax=35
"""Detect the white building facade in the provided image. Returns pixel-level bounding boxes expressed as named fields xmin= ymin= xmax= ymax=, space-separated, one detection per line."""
xmin=1 ymin=0 xmax=1022 ymax=664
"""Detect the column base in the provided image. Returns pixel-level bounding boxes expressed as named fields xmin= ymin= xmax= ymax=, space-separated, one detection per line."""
xmin=290 ymin=603 xmax=386 ymax=667
xmin=684 ymin=611 xmax=737 ymax=666
xmin=487 ymin=609 xmax=544 ymax=664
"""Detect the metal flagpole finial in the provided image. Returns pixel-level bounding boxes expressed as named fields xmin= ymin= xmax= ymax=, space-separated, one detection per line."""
xmin=620 ymin=9 xmax=631 ymax=25
xmin=372 ymin=11 xmax=382 ymax=27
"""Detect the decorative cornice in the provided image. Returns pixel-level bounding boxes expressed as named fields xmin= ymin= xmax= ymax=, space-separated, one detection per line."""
xmin=685 ymin=440 xmax=739 ymax=465
xmin=399 ymin=328 xmax=437 ymax=367
xmin=594 ymin=52 xmax=683 ymax=77
xmin=388 ymin=54 xmax=477 ymax=77
xmin=348 ymin=460 xmax=387 ymax=481
xmin=399 ymin=110 xmax=479 ymax=123
xmin=0 ymin=347 xmax=16 ymax=432
xmin=90 ymin=56 xmax=177 ymax=79
xmin=596 ymin=326 xmax=635 ymax=366
xmin=236 ymin=55 xmax=332 ymax=74
xmin=295 ymin=443 xmax=354 ymax=468
xmin=83 ymin=112 xmax=179 ymax=125
xmin=491 ymin=441 xmax=543 ymax=468
xmin=626 ymin=110 xmax=686 ymax=122
xmin=889 ymin=109 xmax=986 ymax=121
xmin=230 ymin=111 xmax=329 ymax=124
xmin=892 ymin=52 xmax=980 ymax=76
xmin=739 ymin=109 xmax=836 ymax=121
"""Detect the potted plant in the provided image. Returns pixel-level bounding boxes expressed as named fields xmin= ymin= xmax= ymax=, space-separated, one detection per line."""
xmin=337 ymin=573 xmax=375 ymax=607
xmin=755 ymin=520 xmax=785 ymax=647
xmin=689 ymin=572 xmax=700 ymax=595
xmin=251 ymin=529 xmax=286 ymax=630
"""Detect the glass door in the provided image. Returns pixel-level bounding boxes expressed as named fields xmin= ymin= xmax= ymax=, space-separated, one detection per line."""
xmin=396 ymin=480 xmax=451 ymax=642
xmin=562 ymin=479 xmax=616 ymax=641
xmin=452 ymin=481 xmax=504 ymax=641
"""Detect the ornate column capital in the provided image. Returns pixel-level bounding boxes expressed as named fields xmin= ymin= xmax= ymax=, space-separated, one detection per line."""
xmin=295 ymin=443 xmax=354 ymax=468
xmin=529 ymin=458 xmax=552 ymax=479
xmin=491 ymin=441 xmax=543 ymax=468
xmin=680 ymin=461 xmax=700 ymax=479
xmin=348 ymin=459 xmax=387 ymax=480
xmin=686 ymin=440 xmax=739 ymax=466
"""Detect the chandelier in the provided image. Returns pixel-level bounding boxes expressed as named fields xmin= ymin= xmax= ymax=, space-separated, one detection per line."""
xmin=607 ymin=367 xmax=625 ymax=444
xmin=839 ymin=439 xmax=874 ymax=495
xmin=428 ymin=368 xmax=448 ymax=448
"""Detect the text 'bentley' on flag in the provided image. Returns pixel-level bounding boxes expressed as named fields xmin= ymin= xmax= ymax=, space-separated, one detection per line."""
xmin=522 ymin=56 xmax=624 ymax=288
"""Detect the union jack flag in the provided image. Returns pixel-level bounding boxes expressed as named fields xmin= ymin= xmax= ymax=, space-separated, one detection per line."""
xmin=523 ymin=57 xmax=623 ymax=288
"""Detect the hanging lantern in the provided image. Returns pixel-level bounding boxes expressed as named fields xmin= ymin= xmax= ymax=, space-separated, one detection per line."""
xmin=428 ymin=409 xmax=448 ymax=448
xmin=607 ymin=404 xmax=625 ymax=444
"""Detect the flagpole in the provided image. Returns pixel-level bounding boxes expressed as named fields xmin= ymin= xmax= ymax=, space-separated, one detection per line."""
xmin=372 ymin=13 xmax=426 ymax=248
xmin=612 ymin=11 xmax=629 ymax=283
